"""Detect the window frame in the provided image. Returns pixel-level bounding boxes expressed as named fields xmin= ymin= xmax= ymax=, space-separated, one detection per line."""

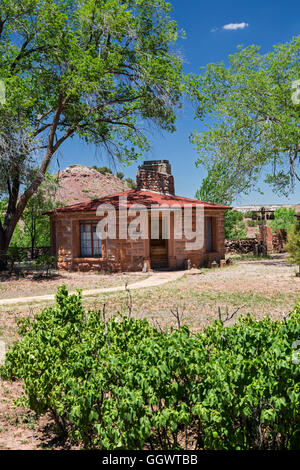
xmin=80 ymin=221 xmax=102 ymax=258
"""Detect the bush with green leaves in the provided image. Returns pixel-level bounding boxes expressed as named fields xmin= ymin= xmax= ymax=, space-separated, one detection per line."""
xmin=286 ymin=222 xmax=300 ymax=274
xmin=125 ymin=177 xmax=137 ymax=189
xmin=225 ymin=210 xmax=247 ymax=239
xmin=7 ymin=246 xmax=26 ymax=263
xmin=270 ymin=207 xmax=296 ymax=231
xmin=90 ymin=166 xmax=113 ymax=175
xmin=247 ymin=219 xmax=257 ymax=227
xmin=34 ymin=255 xmax=58 ymax=277
xmin=1 ymin=286 xmax=299 ymax=450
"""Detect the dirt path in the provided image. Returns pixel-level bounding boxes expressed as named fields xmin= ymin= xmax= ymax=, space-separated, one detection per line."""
xmin=0 ymin=270 xmax=187 ymax=306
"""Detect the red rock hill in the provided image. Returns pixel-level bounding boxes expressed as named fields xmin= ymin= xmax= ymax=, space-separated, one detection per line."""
xmin=54 ymin=165 xmax=130 ymax=206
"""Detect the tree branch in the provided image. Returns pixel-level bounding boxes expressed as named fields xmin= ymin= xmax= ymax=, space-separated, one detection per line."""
xmin=14 ymin=93 xmax=71 ymax=222
xmin=11 ymin=42 xmax=51 ymax=72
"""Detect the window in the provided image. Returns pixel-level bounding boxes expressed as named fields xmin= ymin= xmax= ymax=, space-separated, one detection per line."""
xmin=205 ymin=217 xmax=213 ymax=253
xmin=80 ymin=221 xmax=102 ymax=257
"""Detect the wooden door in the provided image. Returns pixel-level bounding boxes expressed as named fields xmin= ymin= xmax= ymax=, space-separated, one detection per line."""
xmin=150 ymin=215 xmax=168 ymax=268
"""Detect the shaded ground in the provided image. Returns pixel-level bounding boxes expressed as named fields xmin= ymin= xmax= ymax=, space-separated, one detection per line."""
xmin=0 ymin=254 xmax=299 ymax=449
xmin=0 ymin=271 xmax=149 ymax=299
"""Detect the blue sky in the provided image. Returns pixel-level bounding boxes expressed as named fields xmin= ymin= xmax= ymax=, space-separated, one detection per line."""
xmin=52 ymin=0 xmax=300 ymax=205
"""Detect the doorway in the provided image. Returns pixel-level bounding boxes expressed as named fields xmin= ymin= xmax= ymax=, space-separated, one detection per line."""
xmin=150 ymin=214 xmax=168 ymax=269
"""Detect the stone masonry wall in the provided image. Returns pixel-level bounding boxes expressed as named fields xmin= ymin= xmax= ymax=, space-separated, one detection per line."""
xmin=272 ymin=229 xmax=287 ymax=253
xmin=225 ymin=228 xmax=287 ymax=254
xmin=173 ymin=209 xmax=225 ymax=269
xmin=52 ymin=213 xmax=147 ymax=273
xmin=51 ymin=207 xmax=226 ymax=272
xmin=56 ymin=218 xmax=73 ymax=270
xmin=225 ymin=238 xmax=257 ymax=254
xmin=257 ymin=225 xmax=273 ymax=251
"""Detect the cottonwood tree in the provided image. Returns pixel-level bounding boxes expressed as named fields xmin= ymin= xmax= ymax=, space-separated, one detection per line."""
xmin=195 ymin=161 xmax=235 ymax=206
xmin=186 ymin=37 xmax=300 ymax=199
xmin=195 ymin=163 xmax=247 ymax=239
xmin=270 ymin=207 xmax=296 ymax=231
xmin=0 ymin=0 xmax=183 ymax=267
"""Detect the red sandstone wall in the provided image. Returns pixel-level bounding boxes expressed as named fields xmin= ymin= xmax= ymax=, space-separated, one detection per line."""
xmin=257 ymin=225 xmax=273 ymax=251
xmin=52 ymin=208 xmax=226 ymax=272
xmin=180 ymin=209 xmax=226 ymax=268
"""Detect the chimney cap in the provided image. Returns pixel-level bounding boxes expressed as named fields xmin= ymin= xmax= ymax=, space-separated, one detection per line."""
xmin=136 ymin=160 xmax=174 ymax=195
xmin=142 ymin=160 xmax=170 ymax=165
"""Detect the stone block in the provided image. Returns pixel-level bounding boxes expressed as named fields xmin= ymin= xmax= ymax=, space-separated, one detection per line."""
xmin=210 ymin=260 xmax=218 ymax=269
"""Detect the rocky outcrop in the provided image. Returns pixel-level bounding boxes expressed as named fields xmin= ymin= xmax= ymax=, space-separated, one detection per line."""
xmin=54 ymin=165 xmax=130 ymax=206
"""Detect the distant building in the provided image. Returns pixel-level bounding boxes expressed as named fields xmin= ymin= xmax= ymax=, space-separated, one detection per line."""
xmin=234 ymin=204 xmax=300 ymax=214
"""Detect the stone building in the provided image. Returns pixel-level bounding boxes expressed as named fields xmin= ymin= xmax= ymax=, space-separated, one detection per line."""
xmin=46 ymin=161 xmax=230 ymax=272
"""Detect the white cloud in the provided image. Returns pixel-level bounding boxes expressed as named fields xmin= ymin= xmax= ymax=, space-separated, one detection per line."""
xmin=222 ymin=22 xmax=249 ymax=31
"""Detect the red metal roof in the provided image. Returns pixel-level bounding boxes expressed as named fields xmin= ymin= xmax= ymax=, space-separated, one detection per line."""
xmin=46 ymin=190 xmax=230 ymax=214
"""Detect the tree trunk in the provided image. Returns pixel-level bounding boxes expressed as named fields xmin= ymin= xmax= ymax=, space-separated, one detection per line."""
xmin=31 ymin=237 xmax=35 ymax=260
xmin=30 ymin=210 xmax=36 ymax=260
xmin=0 ymin=228 xmax=9 ymax=271
xmin=0 ymin=168 xmax=48 ymax=269
xmin=0 ymin=169 xmax=21 ymax=271
xmin=0 ymin=184 xmax=22 ymax=271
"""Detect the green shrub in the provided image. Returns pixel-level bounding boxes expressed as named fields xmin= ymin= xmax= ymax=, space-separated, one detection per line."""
xmin=286 ymin=222 xmax=300 ymax=272
xmin=7 ymin=246 xmax=26 ymax=262
xmin=247 ymin=219 xmax=257 ymax=227
xmin=125 ymin=177 xmax=137 ymax=189
xmin=270 ymin=207 xmax=296 ymax=231
xmin=1 ymin=286 xmax=299 ymax=450
xmin=225 ymin=210 xmax=247 ymax=239
xmin=91 ymin=166 xmax=113 ymax=175
xmin=35 ymin=255 xmax=58 ymax=277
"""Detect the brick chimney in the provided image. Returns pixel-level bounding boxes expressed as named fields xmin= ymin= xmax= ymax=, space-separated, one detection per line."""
xmin=136 ymin=160 xmax=175 ymax=195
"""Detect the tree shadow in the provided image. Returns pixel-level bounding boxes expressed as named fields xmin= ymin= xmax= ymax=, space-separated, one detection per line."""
xmin=38 ymin=421 xmax=76 ymax=450
xmin=31 ymin=272 xmax=63 ymax=282
xmin=0 ymin=271 xmax=64 ymax=283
